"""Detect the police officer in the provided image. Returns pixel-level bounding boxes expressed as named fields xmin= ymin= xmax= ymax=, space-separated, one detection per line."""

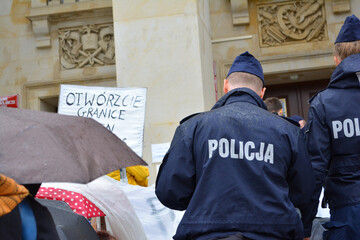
xmin=306 ymin=14 xmax=360 ymax=239
xmin=156 ymin=52 xmax=315 ymax=240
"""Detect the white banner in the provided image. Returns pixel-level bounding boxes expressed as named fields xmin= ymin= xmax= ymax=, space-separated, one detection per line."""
xmin=151 ymin=143 xmax=170 ymax=163
xmin=58 ymin=84 xmax=147 ymax=157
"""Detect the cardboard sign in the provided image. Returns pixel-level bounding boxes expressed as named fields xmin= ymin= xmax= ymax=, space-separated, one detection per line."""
xmin=151 ymin=143 xmax=170 ymax=163
xmin=58 ymin=85 xmax=147 ymax=157
xmin=0 ymin=94 xmax=18 ymax=108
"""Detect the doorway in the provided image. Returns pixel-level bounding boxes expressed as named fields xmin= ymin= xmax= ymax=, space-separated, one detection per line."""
xmin=264 ymin=79 xmax=329 ymax=120
xmin=40 ymin=96 xmax=59 ymax=113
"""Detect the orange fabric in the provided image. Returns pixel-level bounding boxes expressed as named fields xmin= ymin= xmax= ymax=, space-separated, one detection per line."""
xmin=107 ymin=170 xmax=121 ymax=181
xmin=107 ymin=166 xmax=149 ymax=187
xmin=0 ymin=174 xmax=29 ymax=216
xmin=126 ymin=166 xmax=149 ymax=187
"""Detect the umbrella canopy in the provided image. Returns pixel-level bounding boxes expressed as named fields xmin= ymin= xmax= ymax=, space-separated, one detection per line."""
xmin=36 ymin=198 xmax=100 ymax=240
xmin=36 ymin=187 xmax=106 ymax=218
xmin=0 ymin=107 xmax=147 ymax=184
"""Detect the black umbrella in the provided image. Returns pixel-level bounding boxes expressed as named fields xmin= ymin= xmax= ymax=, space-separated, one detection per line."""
xmin=37 ymin=199 xmax=100 ymax=240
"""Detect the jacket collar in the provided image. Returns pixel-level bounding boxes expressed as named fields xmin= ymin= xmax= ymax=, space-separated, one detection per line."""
xmin=329 ymin=53 xmax=360 ymax=89
xmin=212 ymin=88 xmax=267 ymax=110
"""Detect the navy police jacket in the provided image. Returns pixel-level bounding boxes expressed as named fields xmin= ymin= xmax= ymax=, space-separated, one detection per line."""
xmin=156 ymin=88 xmax=315 ymax=240
xmin=306 ymin=53 xmax=360 ymax=214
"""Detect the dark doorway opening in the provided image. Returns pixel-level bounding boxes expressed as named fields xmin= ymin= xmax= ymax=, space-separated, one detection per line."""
xmin=40 ymin=96 xmax=59 ymax=113
xmin=264 ymin=79 xmax=329 ymax=120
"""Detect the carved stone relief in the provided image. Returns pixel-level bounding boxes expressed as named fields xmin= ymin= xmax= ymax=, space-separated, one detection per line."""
xmin=257 ymin=0 xmax=327 ymax=47
xmin=58 ymin=24 xmax=115 ymax=69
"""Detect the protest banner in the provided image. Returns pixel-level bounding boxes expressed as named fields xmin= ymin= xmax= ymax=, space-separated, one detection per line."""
xmin=58 ymin=85 xmax=147 ymax=157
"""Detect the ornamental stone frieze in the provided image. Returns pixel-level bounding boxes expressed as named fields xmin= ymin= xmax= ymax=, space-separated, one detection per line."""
xmin=257 ymin=0 xmax=328 ymax=47
xmin=58 ymin=24 xmax=115 ymax=69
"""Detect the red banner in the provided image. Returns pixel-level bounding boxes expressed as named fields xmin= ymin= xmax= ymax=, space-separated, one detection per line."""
xmin=0 ymin=94 xmax=18 ymax=108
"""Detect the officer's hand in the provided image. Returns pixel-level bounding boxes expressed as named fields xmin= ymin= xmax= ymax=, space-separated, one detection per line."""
xmin=303 ymin=238 xmax=310 ymax=240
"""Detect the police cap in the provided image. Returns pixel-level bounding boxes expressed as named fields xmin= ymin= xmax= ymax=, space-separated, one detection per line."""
xmin=226 ymin=51 xmax=264 ymax=86
xmin=335 ymin=14 xmax=360 ymax=43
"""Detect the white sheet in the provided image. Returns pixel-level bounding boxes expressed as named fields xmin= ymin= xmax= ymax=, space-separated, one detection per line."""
xmin=41 ymin=175 xmax=184 ymax=240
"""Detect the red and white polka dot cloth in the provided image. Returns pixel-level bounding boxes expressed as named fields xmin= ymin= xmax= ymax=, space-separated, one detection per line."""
xmin=35 ymin=187 xmax=106 ymax=218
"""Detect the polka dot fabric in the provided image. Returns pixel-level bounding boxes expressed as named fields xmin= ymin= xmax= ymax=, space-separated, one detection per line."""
xmin=35 ymin=187 xmax=106 ymax=218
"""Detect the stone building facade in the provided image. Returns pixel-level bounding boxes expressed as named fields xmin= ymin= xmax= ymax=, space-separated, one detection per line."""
xmin=0 ymin=0 xmax=356 ymax=184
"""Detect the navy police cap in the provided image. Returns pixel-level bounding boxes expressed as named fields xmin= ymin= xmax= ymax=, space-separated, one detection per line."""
xmin=226 ymin=51 xmax=264 ymax=86
xmin=335 ymin=14 xmax=360 ymax=43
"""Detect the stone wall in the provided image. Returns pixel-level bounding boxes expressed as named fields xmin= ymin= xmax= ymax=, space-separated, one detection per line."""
xmin=112 ymin=0 xmax=216 ymax=184
xmin=210 ymin=0 xmax=357 ymax=97
xmin=0 ymin=0 xmax=116 ymax=110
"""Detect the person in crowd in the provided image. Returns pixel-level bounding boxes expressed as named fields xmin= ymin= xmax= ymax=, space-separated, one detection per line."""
xmin=0 ymin=174 xmax=28 ymax=218
xmin=0 ymin=174 xmax=60 ymax=239
xmin=289 ymin=115 xmax=306 ymax=129
xmin=96 ymin=230 xmax=117 ymax=240
xmin=264 ymin=98 xmax=303 ymax=128
xmin=305 ymin=14 xmax=360 ymax=239
xmin=264 ymin=97 xmax=283 ymax=116
xmin=156 ymin=51 xmax=315 ymax=240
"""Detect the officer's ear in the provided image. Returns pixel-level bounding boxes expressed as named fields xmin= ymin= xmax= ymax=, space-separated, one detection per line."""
xmin=260 ymin=87 xmax=266 ymax=99
xmin=334 ymin=55 xmax=341 ymax=66
xmin=223 ymin=79 xmax=229 ymax=94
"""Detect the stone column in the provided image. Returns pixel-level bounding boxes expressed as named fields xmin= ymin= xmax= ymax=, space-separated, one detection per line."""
xmin=112 ymin=0 xmax=215 ymax=184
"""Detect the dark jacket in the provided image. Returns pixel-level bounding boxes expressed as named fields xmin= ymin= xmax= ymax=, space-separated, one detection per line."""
xmin=0 ymin=196 xmax=60 ymax=240
xmin=156 ymin=88 xmax=315 ymax=240
xmin=306 ymin=53 xmax=360 ymax=213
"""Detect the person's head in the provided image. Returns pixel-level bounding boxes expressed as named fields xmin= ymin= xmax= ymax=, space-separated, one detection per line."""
xmin=298 ymin=119 xmax=306 ymax=129
xmin=334 ymin=14 xmax=360 ymax=65
xmin=96 ymin=230 xmax=116 ymax=240
xmin=264 ymin=97 xmax=283 ymax=116
xmin=224 ymin=51 xmax=266 ymax=98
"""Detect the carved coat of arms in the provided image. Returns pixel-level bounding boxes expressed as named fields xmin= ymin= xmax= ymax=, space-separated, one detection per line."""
xmin=59 ymin=24 xmax=115 ymax=69
xmin=257 ymin=0 xmax=327 ymax=47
